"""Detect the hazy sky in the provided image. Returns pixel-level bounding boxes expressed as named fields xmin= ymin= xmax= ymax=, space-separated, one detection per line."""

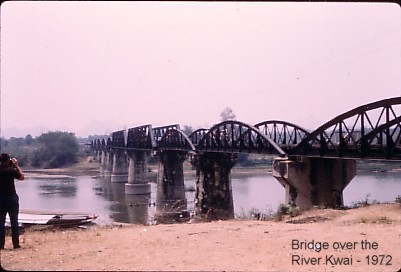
xmin=1 ymin=2 xmax=400 ymax=138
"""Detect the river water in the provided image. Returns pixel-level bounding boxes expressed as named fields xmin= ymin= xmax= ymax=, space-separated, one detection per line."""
xmin=15 ymin=169 xmax=400 ymax=225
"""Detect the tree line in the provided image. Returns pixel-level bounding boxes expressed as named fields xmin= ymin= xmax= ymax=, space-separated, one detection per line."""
xmin=0 ymin=131 xmax=89 ymax=168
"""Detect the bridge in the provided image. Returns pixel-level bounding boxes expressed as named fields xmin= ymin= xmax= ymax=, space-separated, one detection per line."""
xmin=89 ymin=97 xmax=401 ymax=221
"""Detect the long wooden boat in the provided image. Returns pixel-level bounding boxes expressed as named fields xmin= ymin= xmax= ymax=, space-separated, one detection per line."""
xmin=6 ymin=211 xmax=98 ymax=227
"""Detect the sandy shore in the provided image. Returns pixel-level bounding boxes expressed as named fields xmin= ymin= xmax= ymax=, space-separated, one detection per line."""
xmin=0 ymin=203 xmax=400 ymax=271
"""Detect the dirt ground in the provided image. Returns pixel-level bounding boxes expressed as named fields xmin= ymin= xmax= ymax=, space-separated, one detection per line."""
xmin=0 ymin=203 xmax=400 ymax=272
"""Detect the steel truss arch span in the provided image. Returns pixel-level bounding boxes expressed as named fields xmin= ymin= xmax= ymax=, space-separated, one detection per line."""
xmin=197 ymin=120 xmax=286 ymax=156
xmin=157 ymin=128 xmax=196 ymax=152
xmin=188 ymin=128 xmax=208 ymax=147
xmin=294 ymin=97 xmax=401 ymax=158
xmin=357 ymin=115 xmax=401 ymax=159
xmin=254 ymin=120 xmax=310 ymax=149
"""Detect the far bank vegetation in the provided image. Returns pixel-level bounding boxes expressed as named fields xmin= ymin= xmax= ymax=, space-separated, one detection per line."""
xmin=0 ymin=131 xmax=90 ymax=168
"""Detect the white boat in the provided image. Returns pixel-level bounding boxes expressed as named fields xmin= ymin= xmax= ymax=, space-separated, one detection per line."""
xmin=6 ymin=211 xmax=98 ymax=227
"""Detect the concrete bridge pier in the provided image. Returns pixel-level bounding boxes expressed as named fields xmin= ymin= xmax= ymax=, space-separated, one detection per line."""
xmin=125 ymin=150 xmax=151 ymax=195
xmin=99 ymin=150 xmax=107 ymax=175
xmin=155 ymin=150 xmax=188 ymax=223
xmin=272 ymin=156 xmax=356 ymax=210
xmin=111 ymin=150 xmax=128 ymax=183
xmin=100 ymin=150 xmax=113 ymax=178
xmin=192 ymin=152 xmax=237 ymax=220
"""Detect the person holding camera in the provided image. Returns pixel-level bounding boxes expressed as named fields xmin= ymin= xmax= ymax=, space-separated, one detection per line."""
xmin=0 ymin=153 xmax=24 ymax=250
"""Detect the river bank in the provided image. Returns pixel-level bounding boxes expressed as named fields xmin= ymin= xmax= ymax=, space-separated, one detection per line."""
xmin=1 ymin=203 xmax=400 ymax=271
xmin=21 ymin=157 xmax=401 ymax=178
xmin=23 ymin=158 xmax=100 ymax=177
xmin=22 ymin=159 xmax=273 ymax=179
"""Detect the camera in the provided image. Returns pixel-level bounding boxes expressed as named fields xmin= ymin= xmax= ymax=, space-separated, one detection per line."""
xmin=9 ymin=158 xmax=15 ymax=168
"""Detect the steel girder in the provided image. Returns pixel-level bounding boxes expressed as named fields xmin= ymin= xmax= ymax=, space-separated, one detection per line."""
xmin=91 ymin=139 xmax=104 ymax=151
xmin=126 ymin=125 xmax=155 ymax=150
xmin=293 ymin=97 xmax=401 ymax=159
xmin=111 ymin=130 xmax=126 ymax=150
xmin=152 ymin=124 xmax=180 ymax=144
xmin=196 ymin=120 xmax=286 ymax=156
xmin=254 ymin=120 xmax=310 ymax=152
xmin=92 ymin=138 xmax=110 ymax=151
xmin=106 ymin=138 xmax=112 ymax=150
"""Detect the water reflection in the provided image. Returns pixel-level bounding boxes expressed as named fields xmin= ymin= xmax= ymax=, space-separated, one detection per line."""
xmin=126 ymin=194 xmax=151 ymax=225
xmin=344 ymin=172 xmax=401 ymax=205
xmin=38 ymin=179 xmax=77 ymax=198
xmin=232 ymin=176 xmax=285 ymax=216
xmin=94 ymin=177 xmax=152 ymax=224
xmin=155 ymin=175 xmax=188 ymax=223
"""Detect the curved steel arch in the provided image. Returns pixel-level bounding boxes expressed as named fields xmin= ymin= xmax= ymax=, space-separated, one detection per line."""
xmin=357 ymin=115 xmax=401 ymax=159
xmin=254 ymin=120 xmax=310 ymax=147
xmin=294 ymin=97 xmax=401 ymax=157
xmin=157 ymin=128 xmax=196 ymax=152
xmin=197 ymin=120 xmax=286 ymax=156
xmin=188 ymin=128 xmax=209 ymax=146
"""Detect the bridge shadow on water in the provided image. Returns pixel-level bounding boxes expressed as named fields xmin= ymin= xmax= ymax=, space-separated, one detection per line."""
xmin=94 ymin=176 xmax=197 ymax=225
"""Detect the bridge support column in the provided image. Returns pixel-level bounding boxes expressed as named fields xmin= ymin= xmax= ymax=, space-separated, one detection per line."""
xmin=111 ymin=150 xmax=128 ymax=183
xmin=125 ymin=151 xmax=151 ymax=195
xmin=193 ymin=152 xmax=237 ymax=220
xmin=155 ymin=150 xmax=188 ymax=223
xmin=99 ymin=150 xmax=106 ymax=175
xmin=100 ymin=150 xmax=113 ymax=178
xmin=273 ymin=157 xmax=356 ymax=210
xmin=93 ymin=150 xmax=101 ymax=163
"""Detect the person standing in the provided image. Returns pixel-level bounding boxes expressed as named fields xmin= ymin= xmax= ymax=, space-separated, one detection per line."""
xmin=0 ymin=153 xmax=24 ymax=250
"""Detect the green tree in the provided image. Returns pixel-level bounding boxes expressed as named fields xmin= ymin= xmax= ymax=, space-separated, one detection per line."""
xmin=24 ymin=134 xmax=34 ymax=145
xmin=0 ymin=138 xmax=9 ymax=149
xmin=32 ymin=131 xmax=79 ymax=168
xmin=8 ymin=137 xmax=25 ymax=149
xmin=1 ymin=137 xmax=30 ymax=166
xmin=220 ymin=107 xmax=236 ymax=122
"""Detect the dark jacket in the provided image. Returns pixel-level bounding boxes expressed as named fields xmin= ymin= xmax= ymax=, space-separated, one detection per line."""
xmin=0 ymin=165 xmax=22 ymax=196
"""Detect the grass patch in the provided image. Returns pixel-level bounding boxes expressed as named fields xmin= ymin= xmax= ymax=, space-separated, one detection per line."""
xmin=275 ymin=204 xmax=301 ymax=221
xmin=235 ymin=207 xmax=274 ymax=221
